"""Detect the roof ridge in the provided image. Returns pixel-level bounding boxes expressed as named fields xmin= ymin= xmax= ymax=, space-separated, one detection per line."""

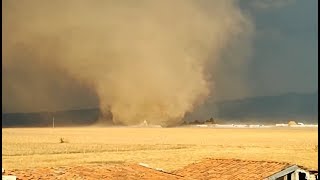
xmin=296 ymin=165 xmax=318 ymax=172
xmin=203 ymin=158 xmax=292 ymax=165
xmin=134 ymin=163 xmax=184 ymax=177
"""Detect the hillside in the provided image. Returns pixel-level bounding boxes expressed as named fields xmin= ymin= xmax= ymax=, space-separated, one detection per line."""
xmin=217 ymin=92 xmax=317 ymax=118
xmin=2 ymin=92 xmax=318 ymax=127
xmin=184 ymin=92 xmax=318 ymax=124
xmin=2 ymin=108 xmax=111 ymax=127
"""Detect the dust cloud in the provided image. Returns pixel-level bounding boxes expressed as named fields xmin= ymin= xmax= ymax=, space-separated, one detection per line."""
xmin=3 ymin=0 xmax=253 ymax=126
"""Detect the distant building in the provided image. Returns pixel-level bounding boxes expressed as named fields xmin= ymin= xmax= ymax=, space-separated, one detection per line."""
xmin=196 ymin=124 xmax=208 ymax=128
xmin=215 ymin=124 xmax=234 ymax=128
xmin=249 ymin=125 xmax=261 ymax=128
xmin=276 ymin=124 xmax=289 ymax=127
xmin=233 ymin=124 xmax=248 ymax=128
xmin=143 ymin=120 xmax=148 ymax=126
xmin=288 ymin=120 xmax=298 ymax=126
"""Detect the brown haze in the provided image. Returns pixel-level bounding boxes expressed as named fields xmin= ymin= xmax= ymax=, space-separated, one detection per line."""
xmin=2 ymin=0 xmax=253 ymax=126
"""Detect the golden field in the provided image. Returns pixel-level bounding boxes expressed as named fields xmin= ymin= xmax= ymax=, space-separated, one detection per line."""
xmin=2 ymin=127 xmax=318 ymax=171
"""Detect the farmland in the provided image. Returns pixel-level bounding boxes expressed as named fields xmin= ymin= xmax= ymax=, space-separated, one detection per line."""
xmin=2 ymin=127 xmax=318 ymax=172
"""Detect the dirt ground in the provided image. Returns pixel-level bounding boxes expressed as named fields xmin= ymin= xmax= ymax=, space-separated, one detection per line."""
xmin=2 ymin=127 xmax=318 ymax=179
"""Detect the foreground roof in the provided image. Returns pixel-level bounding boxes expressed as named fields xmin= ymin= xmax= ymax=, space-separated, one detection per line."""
xmin=4 ymin=163 xmax=184 ymax=180
xmin=4 ymin=159 xmax=317 ymax=180
xmin=173 ymin=158 xmax=295 ymax=180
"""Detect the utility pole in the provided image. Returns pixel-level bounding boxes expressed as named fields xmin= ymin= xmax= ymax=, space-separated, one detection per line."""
xmin=53 ymin=116 xmax=55 ymax=128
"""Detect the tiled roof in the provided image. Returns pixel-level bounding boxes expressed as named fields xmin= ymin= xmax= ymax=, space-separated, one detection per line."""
xmin=5 ymin=163 xmax=184 ymax=180
xmin=5 ymin=159 xmax=317 ymax=180
xmin=173 ymin=158 xmax=293 ymax=180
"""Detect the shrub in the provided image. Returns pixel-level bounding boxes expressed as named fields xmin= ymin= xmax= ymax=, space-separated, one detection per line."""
xmin=60 ymin=137 xmax=67 ymax=143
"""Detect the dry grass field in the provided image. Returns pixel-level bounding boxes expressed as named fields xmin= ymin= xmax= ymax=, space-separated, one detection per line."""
xmin=2 ymin=127 xmax=318 ymax=173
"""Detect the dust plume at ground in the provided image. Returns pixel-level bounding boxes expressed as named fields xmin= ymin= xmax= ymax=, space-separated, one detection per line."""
xmin=2 ymin=0 xmax=253 ymax=126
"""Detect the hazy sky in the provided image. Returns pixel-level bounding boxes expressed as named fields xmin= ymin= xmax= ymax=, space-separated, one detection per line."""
xmin=241 ymin=0 xmax=318 ymax=96
xmin=2 ymin=0 xmax=318 ymax=113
